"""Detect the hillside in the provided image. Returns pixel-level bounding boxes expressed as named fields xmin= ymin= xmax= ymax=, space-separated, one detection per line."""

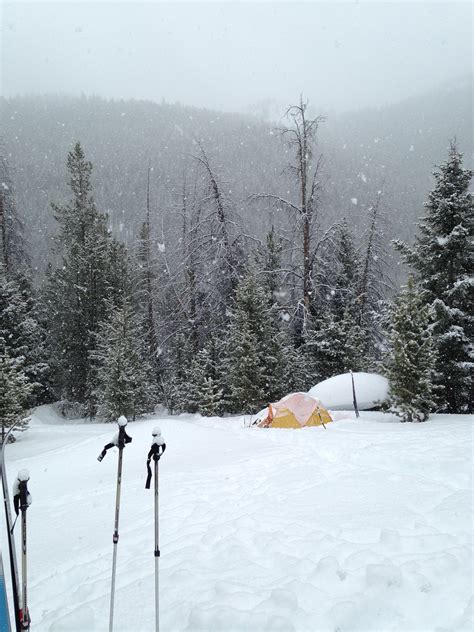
xmin=0 ymin=78 xmax=471 ymax=278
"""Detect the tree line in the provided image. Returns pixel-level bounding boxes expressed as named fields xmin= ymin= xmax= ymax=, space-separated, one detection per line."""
xmin=1 ymin=101 xmax=472 ymax=433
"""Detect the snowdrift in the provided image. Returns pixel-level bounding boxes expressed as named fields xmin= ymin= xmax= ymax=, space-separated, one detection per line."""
xmin=308 ymin=372 xmax=389 ymax=410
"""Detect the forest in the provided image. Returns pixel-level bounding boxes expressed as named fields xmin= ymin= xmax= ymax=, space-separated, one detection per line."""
xmin=0 ymin=88 xmax=472 ymax=432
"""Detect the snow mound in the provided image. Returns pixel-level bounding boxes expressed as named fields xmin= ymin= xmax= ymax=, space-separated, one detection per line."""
xmin=309 ymin=372 xmax=389 ymax=410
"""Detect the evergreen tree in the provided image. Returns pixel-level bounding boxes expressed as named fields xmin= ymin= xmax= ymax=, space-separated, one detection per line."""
xmin=331 ymin=220 xmax=361 ymax=321
xmin=257 ymin=225 xmax=284 ymax=306
xmin=134 ymin=166 xmax=160 ymax=380
xmin=44 ymin=143 xmax=124 ymax=414
xmin=92 ymin=299 xmax=157 ymax=421
xmin=188 ymin=345 xmax=225 ymax=416
xmin=304 ymin=224 xmax=367 ymax=381
xmin=281 ymin=337 xmax=314 ymax=393
xmin=395 ymin=141 xmax=473 ymax=412
xmin=358 ymin=194 xmax=392 ymax=362
xmin=0 ymin=273 xmax=49 ymax=405
xmin=385 ymin=277 xmax=437 ymax=422
xmin=0 ymin=152 xmax=29 ymax=277
xmin=224 ymin=272 xmax=284 ymax=413
xmin=0 ymin=349 xmax=32 ymax=440
xmin=163 ymin=333 xmax=196 ymax=413
xmin=305 ymin=309 xmax=366 ymax=381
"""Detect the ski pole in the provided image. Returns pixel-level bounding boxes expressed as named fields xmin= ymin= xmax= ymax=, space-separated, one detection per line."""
xmin=0 ymin=551 xmax=12 ymax=632
xmin=97 ymin=415 xmax=132 ymax=632
xmin=1 ymin=426 xmax=21 ymax=632
xmin=145 ymin=427 xmax=166 ymax=632
xmin=13 ymin=470 xmax=31 ymax=631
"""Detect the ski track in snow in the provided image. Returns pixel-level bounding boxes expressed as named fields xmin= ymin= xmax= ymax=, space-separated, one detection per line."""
xmin=1 ymin=407 xmax=472 ymax=632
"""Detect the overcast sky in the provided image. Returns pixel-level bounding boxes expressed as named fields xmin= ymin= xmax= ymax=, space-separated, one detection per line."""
xmin=1 ymin=1 xmax=472 ymax=115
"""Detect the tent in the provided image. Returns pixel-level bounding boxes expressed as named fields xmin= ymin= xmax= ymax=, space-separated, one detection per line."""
xmin=256 ymin=392 xmax=333 ymax=429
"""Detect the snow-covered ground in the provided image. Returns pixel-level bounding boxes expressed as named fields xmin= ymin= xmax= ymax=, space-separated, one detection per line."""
xmin=1 ymin=406 xmax=472 ymax=631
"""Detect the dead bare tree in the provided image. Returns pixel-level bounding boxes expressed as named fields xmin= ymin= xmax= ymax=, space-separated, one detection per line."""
xmin=250 ymin=97 xmax=327 ymax=334
xmin=192 ymin=141 xmax=244 ymax=303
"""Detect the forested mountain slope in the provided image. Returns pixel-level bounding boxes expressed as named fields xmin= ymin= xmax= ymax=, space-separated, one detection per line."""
xmin=0 ymin=77 xmax=471 ymax=278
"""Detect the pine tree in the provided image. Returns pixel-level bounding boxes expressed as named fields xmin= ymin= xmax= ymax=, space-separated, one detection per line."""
xmin=162 ymin=333 xmax=196 ymax=413
xmin=0 ymin=152 xmax=29 ymax=277
xmin=395 ymin=141 xmax=473 ymax=412
xmin=385 ymin=277 xmax=437 ymax=422
xmin=305 ymin=309 xmax=366 ymax=381
xmin=331 ymin=220 xmax=361 ymax=321
xmin=188 ymin=345 xmax=225 ymax=416
xmin=44 ymin=143 xmax=124 ymax=414
xmin=92 ymin=299 xmax=157 ymax=421
xmin=281 ymin=337 xmax=314 ymax=393
xmin=358 ymin=194 xmax=392 ymax=362
xmin=304 ymin=223 xmax=367 ymax=381
xmin=0 ymin=349 xmax=32 ymax=440
xmin=224 ymin=272 xmax=284 ymax=413
xmin=0 ymin=273 xmax=49 ymax=405
xmin=258 ymin=225 xmax=284 ymax=305
xmin=134 ymin=165 xmax=160 ymax=379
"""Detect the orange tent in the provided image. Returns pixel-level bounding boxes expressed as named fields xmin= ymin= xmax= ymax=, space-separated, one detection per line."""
xmin=257 ymin=392 xmax=332 ymax=429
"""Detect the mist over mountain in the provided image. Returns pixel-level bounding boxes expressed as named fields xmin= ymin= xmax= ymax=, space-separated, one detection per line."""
xmin=0 ymin=77 xmax=471 ymax=280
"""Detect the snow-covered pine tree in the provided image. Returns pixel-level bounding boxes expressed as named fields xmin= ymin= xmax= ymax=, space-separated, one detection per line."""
xmin=281 ymin=336 xmax=314 ymax=393
xmin=224 ymin=272 xmax=284 ymax=413
xmin=92 ymin=298 xmax=157 ymax=421
xmin=44 ymin=143 xmax=124 ymax=414
xmin=0 ymin=273 xmax=49 ymax=405
xmin=395 ymin=141 xmax=473 ymax=413
xmin=385 ymin=276 xmax=437 ymax=422
xmin=358 ymin=193 xmax=392 ymax=362
xmin=162 ymin=333 xmax=196 ymax=413
xmin=331 ymin=220 xmax=361 ymax=321
xmin=305 ymin=309 xmax=365 ymax=381
xmin=188 ymin=345 xmax=225 ymax=416
xmin=258 ymin=225 xmax=284 ymax=306
xmin=0 ymin=348 xmax=33 ymax=440
xmin=0 ymin=152 xmax=49 ymax=406
xmin=0 ymin=152 xmax=29 ymax=277
xmin=133 ymin=165 xmax=161 ymax=380
xmin=304 ymin=223 xmax=366 ymax=380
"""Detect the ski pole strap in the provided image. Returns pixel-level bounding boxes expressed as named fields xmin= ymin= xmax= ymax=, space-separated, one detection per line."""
xmin=97 ymin=442 xmax=114 ymax=462
xmin=13 ymin=495 xmax=20 ymax=517
xmin=145 ymin=442 xmax=166 ymax=489
xmin=145 ymin=460 xmax=152 ymax=490
xmin=10 ymin=515 xmax=19 ymax=534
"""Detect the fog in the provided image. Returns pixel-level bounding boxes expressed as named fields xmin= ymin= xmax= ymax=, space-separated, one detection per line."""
xmin=1 ymin=1 xmax=472 ymax=114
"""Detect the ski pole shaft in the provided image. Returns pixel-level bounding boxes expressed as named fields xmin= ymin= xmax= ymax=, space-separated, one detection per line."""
xmin=146 ymin=427 xmax=165 ymax=632
xmin=18 ymin=476 xmax=30 ymax=631
xmin=109 ymin=446 xmax=124 ymax=632
xmin=21 ymin=510 xmax=29 ymax=630
xmin=154 ymin=459 xmax=159 ymax=632
xmin=1 ymin=429 xmax=21 ymax=632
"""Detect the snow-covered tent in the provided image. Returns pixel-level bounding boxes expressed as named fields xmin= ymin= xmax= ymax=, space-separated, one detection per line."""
xmin=308 ymin=372 xmax=389 ymax=411
xmin=257 ymin=392 xmax=332 ymax=429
